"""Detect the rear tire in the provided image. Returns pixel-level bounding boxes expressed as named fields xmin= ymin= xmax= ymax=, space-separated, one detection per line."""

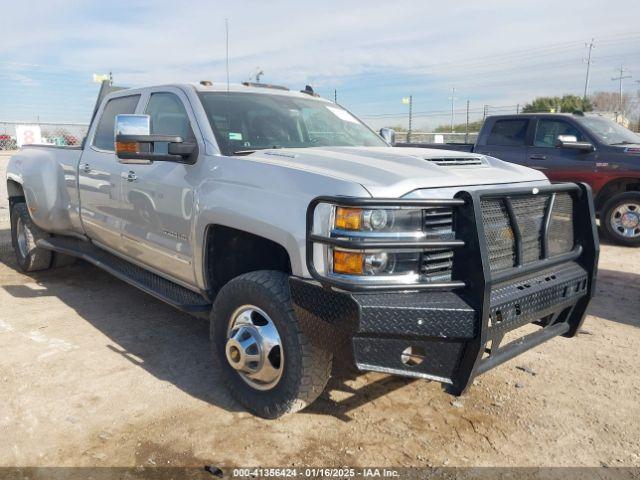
xmin=210 ymin=270 xmax=332 ymax=419
xmin=602 ymin=192 xmax=640 ymax=247
xmin=10 ymin=202 xmax=53 ymax=271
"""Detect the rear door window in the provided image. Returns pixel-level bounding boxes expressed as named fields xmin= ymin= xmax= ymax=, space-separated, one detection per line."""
xmin=534 ymin=119 xmax=584 ymax=147
xmin=92 ymin=95 xmax=140 ymax=151
xmin=486 ymin=119 xmax=529 ymax=146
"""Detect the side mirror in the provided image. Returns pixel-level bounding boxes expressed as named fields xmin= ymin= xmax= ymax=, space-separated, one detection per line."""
xmin=379 ymin=128 xmax=396 ymax=146
xmin=555 ymin=135 xmax=594 ymax=152
xmin=114 ymin=114 xmax=197 ymax=163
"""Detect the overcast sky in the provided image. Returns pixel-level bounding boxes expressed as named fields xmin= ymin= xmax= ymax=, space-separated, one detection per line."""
xmin=1 ymin=0 xmax=639 ymax=128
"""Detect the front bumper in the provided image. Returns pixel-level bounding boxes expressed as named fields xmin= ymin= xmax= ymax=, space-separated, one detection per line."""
xmin=291 ymin=183 xmax=599 ymax=394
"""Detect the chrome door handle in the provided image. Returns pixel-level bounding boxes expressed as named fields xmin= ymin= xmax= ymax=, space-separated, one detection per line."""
xmin=81 ymin=163 xmax=91 ymax=173
xmin=122 ymin=171 xmax=137 ymax=182
xmin=529 ymin=154 xmax=547 ymax=160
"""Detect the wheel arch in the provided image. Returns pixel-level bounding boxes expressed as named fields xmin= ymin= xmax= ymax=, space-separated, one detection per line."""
xmin=595 ymin=177 xmax=640 ymax=213
xmin=7 ymin=178 xmax=26 ymax=207
xmin=204 ymin=224 xmax=293 ymax=295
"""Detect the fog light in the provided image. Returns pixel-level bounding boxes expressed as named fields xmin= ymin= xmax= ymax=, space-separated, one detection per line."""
xmin=333 ymin=250 xmax=363 ymax=275
xmin=364 ymin=252 xmax=391 ymax=274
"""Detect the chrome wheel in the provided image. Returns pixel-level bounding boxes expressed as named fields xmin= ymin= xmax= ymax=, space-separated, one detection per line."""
xmin=225 ymin=305 xmax=284 ymax=391
xmin=16 ymin=216 xmax=28 ymax=258
xmin=610 ymin=203 xmax=640 ymax=238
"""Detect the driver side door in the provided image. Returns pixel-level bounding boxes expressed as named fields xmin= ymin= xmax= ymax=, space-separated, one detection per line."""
xmin=525 ymin=118 xmax=596 ymax=184
xmin=118 ymin=89 xmax=201 ymax=286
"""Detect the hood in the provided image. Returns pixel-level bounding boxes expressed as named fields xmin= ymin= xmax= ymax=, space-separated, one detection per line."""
xmin=242 ymin=146 xmax=547 ymax=197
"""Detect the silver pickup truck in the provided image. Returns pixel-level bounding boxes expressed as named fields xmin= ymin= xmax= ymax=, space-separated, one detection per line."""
xmin=6 ymin=82 xmax=598 ymax=418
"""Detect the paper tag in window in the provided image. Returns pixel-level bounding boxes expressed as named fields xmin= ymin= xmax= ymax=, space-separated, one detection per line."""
xmin=326 ymin=106 xmax=359 ymax=124
xmin=229 ymin=132 xmax=243 ymax=140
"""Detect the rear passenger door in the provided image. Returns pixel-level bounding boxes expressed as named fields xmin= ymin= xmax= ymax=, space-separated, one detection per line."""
xmin=525 ymin=118 xmax=596 ymax=183
xmin=476 ymin=118 xmax=529 ymax=165
xmin=79 ymin=94 xmax=140 ymax=250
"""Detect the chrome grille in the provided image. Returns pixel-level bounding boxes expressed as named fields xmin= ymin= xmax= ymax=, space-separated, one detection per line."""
xmin=481 ymin=193 xmax=575 ymax=272
xmin=421 ymin=207 xmax=454 ymax=281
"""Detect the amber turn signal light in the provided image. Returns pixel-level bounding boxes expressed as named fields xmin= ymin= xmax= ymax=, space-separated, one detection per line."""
xmin=333 ymin=250 xmax=363 ymax=275
xmin=335 ymin=207 xmax=362 ymax=230
xmin=115 ymin=141 xmax=139 ymax=154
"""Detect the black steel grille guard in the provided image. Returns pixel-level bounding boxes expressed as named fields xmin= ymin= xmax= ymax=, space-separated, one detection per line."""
xmin=304 ymin=183 xmax=599 ymax=393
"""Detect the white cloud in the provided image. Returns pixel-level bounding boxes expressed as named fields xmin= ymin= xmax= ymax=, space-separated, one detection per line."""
xmin=1 ymin=0 xmax=639 ymax=127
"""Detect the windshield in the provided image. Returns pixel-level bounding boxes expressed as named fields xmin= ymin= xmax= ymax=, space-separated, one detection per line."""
xmin=199 ymin=92 xmax=386 ymax=155
xmin=577 ymin=116 xmax=640 ymax=145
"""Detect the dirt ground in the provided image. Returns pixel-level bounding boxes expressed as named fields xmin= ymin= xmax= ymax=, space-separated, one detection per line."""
xmin=0 ymin=151 xmax=639 ymax=468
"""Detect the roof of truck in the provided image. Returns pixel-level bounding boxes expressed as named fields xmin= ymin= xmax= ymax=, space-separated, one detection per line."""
xmin=486 ymin=112 xmax=588 ymax=119
xmin=113 ymin=81 xmax=331 ymax=102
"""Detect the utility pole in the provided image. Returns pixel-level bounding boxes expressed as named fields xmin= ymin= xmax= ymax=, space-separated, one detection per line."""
xmin=516 ymin=104 xmax=520 ymax=114
xmin=407 ymin=95 xmax=413 ymax=143
xmin=225 ymin=18 xmax=230 ymax=91
xmin=483 ymin=104 xmax=488 ymax=120
xmin=449 ymin=87 xmax=457 ymax=133
xmin=612 ymin=65 xmax=632 ymax=114
xmin=465 ymin=99 xmax=470 ymax=143
xmin=583 ymin=38 xmax=595 ymax=101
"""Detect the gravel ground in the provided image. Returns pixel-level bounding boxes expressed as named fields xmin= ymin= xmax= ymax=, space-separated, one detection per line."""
xmin=0 ymin=151 xmax=639 ymax=468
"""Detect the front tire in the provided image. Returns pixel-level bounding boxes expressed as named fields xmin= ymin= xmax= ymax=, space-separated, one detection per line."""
xmin=10 ymin=202 xmax=53 ymax=271
xmin=602 ymin=192 xmax=640 ymax=247
xmin=210 ymin=270 xmax=332 ymax=418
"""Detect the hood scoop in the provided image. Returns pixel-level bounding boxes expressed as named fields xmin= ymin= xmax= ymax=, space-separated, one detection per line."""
xmin=424 ymin=156 xmax=485 ymax=167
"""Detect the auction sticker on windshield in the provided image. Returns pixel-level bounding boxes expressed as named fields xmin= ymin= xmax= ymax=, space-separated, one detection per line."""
xmin=326 ymin=106 xmax=359 ymax=124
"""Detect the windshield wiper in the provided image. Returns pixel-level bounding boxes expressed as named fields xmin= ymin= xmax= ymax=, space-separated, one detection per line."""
xmin=610 ymin=141 xmax=636 ymax=145
xmin=231 ymin=149 xmax=258 ymax=156
xmin=231 ymin=145 xmax=284 ymax=156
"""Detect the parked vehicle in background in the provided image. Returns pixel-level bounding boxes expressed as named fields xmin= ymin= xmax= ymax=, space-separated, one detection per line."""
xmin=0 ymin=135 xmax=17 ymax=150
xmin=396 ymin=113 xmax=640 ymax=246
xmin=6 ymin=83 xmax=598 ymax=418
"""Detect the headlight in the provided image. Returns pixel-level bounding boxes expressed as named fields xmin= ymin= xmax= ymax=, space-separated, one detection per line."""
xmin=330 ymin=205 xmax=426 ymax=279
xmin=308 ymin=197 xmax=463 ymax=290
xmin=335 ymin=207 xmax=423 ymax=233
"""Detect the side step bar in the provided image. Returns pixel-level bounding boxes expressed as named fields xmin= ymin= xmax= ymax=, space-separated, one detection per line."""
xmin=37 ymin=236 xmax=212 ymax=318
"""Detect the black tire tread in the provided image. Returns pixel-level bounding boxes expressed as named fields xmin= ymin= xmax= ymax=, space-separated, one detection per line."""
xmin=10 ymin=202 xmax=52 ymax=271
xmin=211 ymin=270 xmax=332 ymax=418
xmin=601 ymin=191 xmax=640 ymax=247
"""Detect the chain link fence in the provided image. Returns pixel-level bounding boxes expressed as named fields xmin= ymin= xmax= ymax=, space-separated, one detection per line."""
xmin=0 ymin=122 xmax=89 ymax=151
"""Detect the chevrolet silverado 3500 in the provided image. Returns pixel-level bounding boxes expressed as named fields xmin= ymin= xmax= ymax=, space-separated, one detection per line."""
xmin=6 ymin=82 xmax=598 ymax=418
